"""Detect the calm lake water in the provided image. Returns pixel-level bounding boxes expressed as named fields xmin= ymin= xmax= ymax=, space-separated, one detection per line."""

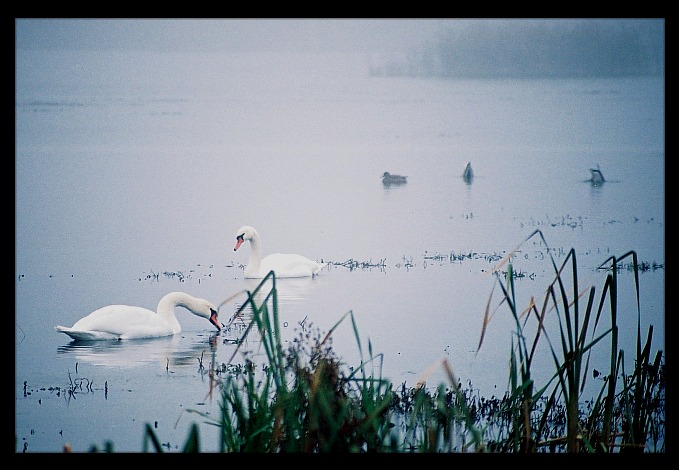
xmin=15 ymin=49 xmax=664 ymax=452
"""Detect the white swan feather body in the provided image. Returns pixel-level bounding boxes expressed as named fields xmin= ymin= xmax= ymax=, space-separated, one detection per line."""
xmin=233 ymin=225 xmax=321 ymax=279
xmin=55 ymin=291 xmax=221 ymax=341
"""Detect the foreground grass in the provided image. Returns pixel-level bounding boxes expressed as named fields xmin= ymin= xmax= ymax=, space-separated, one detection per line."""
xmin=84 ymin=230 xmax=668 ymax=452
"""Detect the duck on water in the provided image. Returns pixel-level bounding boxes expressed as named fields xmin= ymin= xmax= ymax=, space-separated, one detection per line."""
xmin=382 ymin=172 xmax=407 ymax=186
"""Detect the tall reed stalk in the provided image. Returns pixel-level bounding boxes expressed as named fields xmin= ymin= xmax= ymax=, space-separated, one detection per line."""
xmin=478 ymin=229 xmax=664 ymax=452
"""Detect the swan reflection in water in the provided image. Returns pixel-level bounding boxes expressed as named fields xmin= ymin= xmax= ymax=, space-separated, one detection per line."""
xmin=57 ymin=331 xmax=222 ymax=369
xmin=217 ymin=275 xmax=320 ymax=345
xmin=246 ymin=275 xmax=317 ymax=304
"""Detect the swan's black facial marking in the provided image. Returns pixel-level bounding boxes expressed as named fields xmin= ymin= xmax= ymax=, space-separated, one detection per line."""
xmin=209 ymin=308 xmax=221 ymax=330
xmin=234 ymin=233 xmax=246 ymax=252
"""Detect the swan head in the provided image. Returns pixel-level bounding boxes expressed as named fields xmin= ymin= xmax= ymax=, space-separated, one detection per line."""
xmin=192 ymin=300 xmax=222 ymax=331
xmin=207 ymin=306 xmax=221 ymax=330
xmin=170 ymin=292 xmax=221 ymax=331
xmin=234 ymin=225 xmax=257 ymax=251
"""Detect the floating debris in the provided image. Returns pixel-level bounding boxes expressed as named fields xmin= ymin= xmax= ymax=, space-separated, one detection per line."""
xmin=323 ymin=258 xmax=387 ymax=271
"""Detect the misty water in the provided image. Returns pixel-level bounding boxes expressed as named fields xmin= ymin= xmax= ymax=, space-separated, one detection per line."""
xmin=16 ymin=49 xmax=664 ymax=452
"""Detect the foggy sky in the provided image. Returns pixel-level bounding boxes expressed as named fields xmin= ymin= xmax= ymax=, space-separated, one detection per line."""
xmin=16 ymin=18 xmax=662 ymax=55
xmin=15 ymin=18 xmax=451 ymax=53
xmin=15 ymin=18 xmax=664 ymax=79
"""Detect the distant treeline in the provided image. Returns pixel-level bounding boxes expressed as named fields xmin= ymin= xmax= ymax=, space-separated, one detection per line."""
xmin=372 ymin=19 xmax=664 ymax=79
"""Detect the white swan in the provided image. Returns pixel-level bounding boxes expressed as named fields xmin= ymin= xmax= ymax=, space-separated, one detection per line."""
xmin=54 ymin=291 xmax=221 ymax=341
xmin=233 ymin=225 xmax=321 ymax=278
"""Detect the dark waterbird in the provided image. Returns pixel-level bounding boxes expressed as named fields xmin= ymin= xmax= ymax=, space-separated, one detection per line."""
xmin=587 ymin=164 xmax=606 ymax=186
xmin=462 ymin=162 xmax=474 ymax=184
xmin=382 ymin=171 xmax=408 ymax=186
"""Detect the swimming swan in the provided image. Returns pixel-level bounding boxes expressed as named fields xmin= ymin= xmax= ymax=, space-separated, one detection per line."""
xmin=55 ymin=291 xmax=221 ymax=341
xmin=233 ymin=225 xmax=321 ymax=278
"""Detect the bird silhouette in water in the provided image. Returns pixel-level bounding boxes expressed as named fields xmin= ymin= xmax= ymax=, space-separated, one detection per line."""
xmin=588 ymin=164 xmax=605 ymax=186
xmin=462 ymin=162 xmax=474 ymax=184
xmin=382 ymin=171 xmax=407 ymax=186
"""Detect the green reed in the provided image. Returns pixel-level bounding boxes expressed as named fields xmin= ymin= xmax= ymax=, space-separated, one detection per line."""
xmin=477 ymin=229 xmax=664 ymax=452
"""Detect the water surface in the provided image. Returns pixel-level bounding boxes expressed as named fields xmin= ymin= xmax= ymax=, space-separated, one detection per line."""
xmin=16 ymin=50 xmax=664 ymax=452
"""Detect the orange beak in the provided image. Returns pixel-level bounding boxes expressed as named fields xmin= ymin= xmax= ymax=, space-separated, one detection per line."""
xmin=209 ymin=310 xmax=221 ymax=331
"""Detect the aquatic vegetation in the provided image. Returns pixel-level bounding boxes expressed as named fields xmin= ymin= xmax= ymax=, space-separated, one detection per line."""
xmin=138 ymin=231 xmax=663 ymax=452
xmin=47 ymin=230 xmax=662 ymax=452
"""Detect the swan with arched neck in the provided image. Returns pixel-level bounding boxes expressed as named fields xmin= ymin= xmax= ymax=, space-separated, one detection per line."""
xmin=55 ymin=291 xmax=221 ymax=341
